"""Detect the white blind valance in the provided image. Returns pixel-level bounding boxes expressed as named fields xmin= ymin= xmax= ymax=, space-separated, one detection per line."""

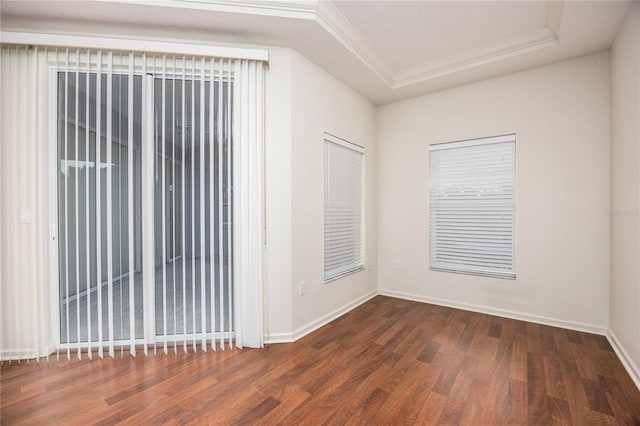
xmin=0 ymin=31 xmax=269 ymax=62
xmin=429 ymin=135 xmax=516 ymax=279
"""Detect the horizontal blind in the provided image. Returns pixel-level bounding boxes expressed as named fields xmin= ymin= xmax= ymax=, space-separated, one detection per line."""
xmin=429 ymin=135 xmax=516 ymax=279
xmin=324 ymin=135 xmax=365 ymax=281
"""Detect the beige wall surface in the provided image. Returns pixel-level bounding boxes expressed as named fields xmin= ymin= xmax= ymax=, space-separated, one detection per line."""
xmin=290 ymin=50 xmax=378 ymax=335
xmin=610 ymin=4 xmax=640 ymax=382
xmin=263 ymin=47 xmax=295 ymax=340
xmin=376 ymin=52 xmax=612 ymax=331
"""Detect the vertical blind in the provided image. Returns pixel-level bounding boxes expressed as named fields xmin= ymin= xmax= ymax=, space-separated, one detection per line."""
xmin=324 ymin=134 xmax=365 ymax=281
xmin=0 ymin=43 xmax=265 ymax=363
xmin=429 ymin=134 xmax=516 ymax=279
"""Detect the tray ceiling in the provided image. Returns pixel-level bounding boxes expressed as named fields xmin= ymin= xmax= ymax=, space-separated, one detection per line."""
xmin=0 ymin=0 xmax=631 ymax=104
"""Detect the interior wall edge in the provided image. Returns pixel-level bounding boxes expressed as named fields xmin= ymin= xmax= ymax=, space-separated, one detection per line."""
xmin=264 ymin=289 xmax=378 ymax=344
xmin=378 ymin=288 xmax=608 ymax=336
xmin=607 ymin=328 xmax=640 ymax=392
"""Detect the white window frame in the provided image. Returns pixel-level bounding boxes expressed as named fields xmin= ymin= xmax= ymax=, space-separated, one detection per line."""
xmin=323 ymin=133 xmax=365 ymax=283
xmin=429 ymin=134 xmax=516 ymax=279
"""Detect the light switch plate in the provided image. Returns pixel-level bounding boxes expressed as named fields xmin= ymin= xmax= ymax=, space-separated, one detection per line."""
xmin=19 ymin=208 xmax=30 ymax=223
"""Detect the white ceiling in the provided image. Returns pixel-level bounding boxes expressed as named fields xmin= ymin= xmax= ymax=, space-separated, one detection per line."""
xmin=0 ymin=0 xmax=632 ymax=105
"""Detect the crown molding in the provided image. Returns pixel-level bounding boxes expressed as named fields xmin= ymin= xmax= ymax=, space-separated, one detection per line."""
xmin=310 ymin=0 xmax=563 ymax=90
xmin=98 ymin=0 xmax=320 ymax=20
xmin=3 ymin=0 xmax=564 ymax=93
xmin=315 ymin=1 xmax=394 ymax=86
xmin=392 ymin=1 xmax=563 ymax=88
xmin=393 ymin=27 xmax=558 ymax=88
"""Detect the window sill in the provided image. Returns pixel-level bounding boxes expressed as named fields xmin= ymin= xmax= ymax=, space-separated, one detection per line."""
xmin=324 ymin=266 xmax=365 ymax=284
xmin=431 ymin=267 xmax=516 ymax=280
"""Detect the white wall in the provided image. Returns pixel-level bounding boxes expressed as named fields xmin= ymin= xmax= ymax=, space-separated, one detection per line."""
xmin=263 ymin=47 xmax=295 ymax=341
xmin=290 ymin=51 xmax=377 ymax=336
xmin=609 ymin=3 xmax=640 ymax=386
xmin=377 ymin=52 xmax=612 ymax=332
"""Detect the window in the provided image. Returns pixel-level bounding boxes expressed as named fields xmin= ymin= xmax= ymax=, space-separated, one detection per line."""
xmin=429 ymin=134 xmax=516 ymax=279
xmin=324 ymin=133 xmax=365 ymax=281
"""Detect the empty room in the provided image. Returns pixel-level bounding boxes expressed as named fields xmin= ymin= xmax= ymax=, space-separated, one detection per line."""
xmin=1 ymin=0 xmax=639 ymax=424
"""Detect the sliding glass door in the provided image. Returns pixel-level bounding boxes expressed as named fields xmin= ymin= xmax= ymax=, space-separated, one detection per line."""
xmin=151 ymin=76 xmax=233 ymax=348
xmin=57 ymin=71 xmax=144 ymax=345
xmin=56 ymin=55 xmax=234 ymax=355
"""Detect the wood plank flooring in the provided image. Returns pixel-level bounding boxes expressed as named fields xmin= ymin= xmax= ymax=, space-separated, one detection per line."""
xmin=2 ymin=296 xmax=640 ymax=425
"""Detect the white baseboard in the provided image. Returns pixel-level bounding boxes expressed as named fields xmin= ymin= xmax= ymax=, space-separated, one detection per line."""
xmin=264 ymin=290 xmax=378 ymax=344
xmin=606 ymin=329 xmax=640 ymax=392
xmin=378 ymin=289 xmax=608 ymax=336
xmin=240 ymin=339 xmax=264 ymax=349
xmin=265 ymin=332 xmax=295 ymax=344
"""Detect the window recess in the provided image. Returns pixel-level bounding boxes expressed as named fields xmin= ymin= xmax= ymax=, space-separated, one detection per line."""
xmin=429 ymin=134 xmax=516 ymax=279
xmin=324 ymin=133 xmax=365 ymax=282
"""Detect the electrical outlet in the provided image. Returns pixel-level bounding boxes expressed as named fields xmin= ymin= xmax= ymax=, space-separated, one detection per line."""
xmin=299 ymin=281 xmax=306 ymax=296
xmin=394 ymin=259 xmax=402 ymax=270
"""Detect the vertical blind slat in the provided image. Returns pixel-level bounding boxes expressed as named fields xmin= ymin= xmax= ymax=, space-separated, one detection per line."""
xmin=74 ymin=50 xmax=81 ymax=360
xmin=209 ymin=57 xmax=216 ymax=351
xmin=152 ymin=54 xmax=158 ymax=357
xmin=161 ymin=54 xmax=168 ymax=355
xmin=33 ymin=46 xmax=42 ymax=362
xmin=5 ymin=47 xmax=14 ymax=363
xmin=117 ymin=66 xmax=124 ymax=359
xmin=128 ymin=51 xmax=136 ymax=357
xmin=200 ymin=57 xmax=207 ymax=352
xmin=85 ymin=49 xmax=92 ymax=360
xmin=216 ymin=58 xmax=224 ymax=351
xmin=190 ymin=57 xmax=197 ymax=353
xmin=106 ymin=51 xmax=115 ymax=359
xmin=226 ymin=59 xmax=234 ymax=350
xmin=171 ymin=56 xmax=177 ymax=355
xmin=61 ymin=48 xmax=71 ymax=360
xmin=181 ymin=56 xmax=188 ymax=354
xmin=218 ymin=59 xmax=225 ymax=351
xmin=95 ymin=49 xmax=104 ymax=359
xmin=63 ymin=48 xmax=70 ymax=361
xmin=142 ymin=53 xmax=149 ymax=357
xmin=21 ymin=47 xmax=27 ymax=363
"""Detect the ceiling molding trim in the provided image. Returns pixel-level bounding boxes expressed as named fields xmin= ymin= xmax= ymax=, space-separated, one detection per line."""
xmin=545 ymin=0 xmax=564 ymax=38
xmin=98 ymin=0 xmax=320 ymax=20
xmin=2 ymin=0 xmax=567 ymax=94
xmin=392 ymin=27 xmax=559 ymax=88
xmin=311 ymin=0 xmax=564 ymax=90
xmin=392 ymin=0 xmax=563 ymax=88
xmin=315 ymin=1 xmax=394 ymax=86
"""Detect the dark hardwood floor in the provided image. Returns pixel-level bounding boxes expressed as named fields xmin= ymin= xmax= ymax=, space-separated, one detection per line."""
xmin=2 ymin=295 xmax=640 ymax=425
